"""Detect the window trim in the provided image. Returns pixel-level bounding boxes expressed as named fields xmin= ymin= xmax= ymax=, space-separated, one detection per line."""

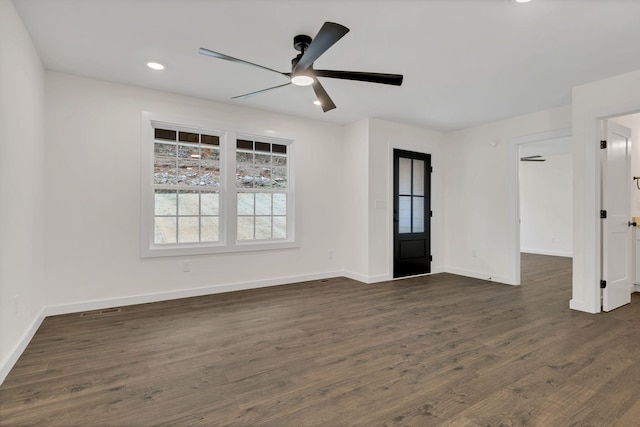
xmin=140 ymin=111 xmax=297 ymax=258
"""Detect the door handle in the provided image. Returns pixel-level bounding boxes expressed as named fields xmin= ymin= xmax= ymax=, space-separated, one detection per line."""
xmin=629 ymin=221 xmax=637 ymax=227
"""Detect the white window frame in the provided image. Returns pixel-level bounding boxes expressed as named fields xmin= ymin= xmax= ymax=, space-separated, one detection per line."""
xmin=140 ymin=111 xmax=296 ymax=258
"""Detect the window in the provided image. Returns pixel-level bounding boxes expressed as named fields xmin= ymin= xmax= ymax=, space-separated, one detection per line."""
xmin=153 ymin=128 xmax=221 ymax=244
xmin=140 ymin=112 xmax=295 ymax=257
xmin=236 ymin=138 xmax=288 ymax=241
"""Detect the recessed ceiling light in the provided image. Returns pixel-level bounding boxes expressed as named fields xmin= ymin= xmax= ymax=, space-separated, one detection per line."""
xmin=147 ymin=62 xmax=165 ymax=70
xmin=515 ymin=0 xmax=532 ymax=3
xmin=313 ymin=100 xmax=321 ymax=106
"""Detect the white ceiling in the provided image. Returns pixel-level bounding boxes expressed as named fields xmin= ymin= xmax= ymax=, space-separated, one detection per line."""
xmin=13 ymin=0 xmax=640 ymax=131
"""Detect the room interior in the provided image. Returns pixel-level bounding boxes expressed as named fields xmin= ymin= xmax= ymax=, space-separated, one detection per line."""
xmin=4 ymin=0 xmax=640 ymax=422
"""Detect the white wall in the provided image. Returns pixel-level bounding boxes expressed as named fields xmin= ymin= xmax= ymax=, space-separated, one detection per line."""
xmin=519 ymin=150 xmax=572 ymax=257
xmin=0 ymin=0 xmax=46 ymax=383
xmin=341 ymin=119 xmax=446 ymax=282
xmin=572 ymin=69 xmax=640 ymax=313
xmin=444 ymin=106 xmax=572 ymax=285
xmin=44 ymin=72 xmax=346 ymax=311
xmin=368 ymin=119 xmax=445 ymax=280
xmin=342 ymin=119 xmax=370 ymax=281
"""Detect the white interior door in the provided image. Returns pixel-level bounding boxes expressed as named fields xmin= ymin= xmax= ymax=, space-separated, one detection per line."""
xmin=602 ymin=121 xmax=632 ymax=312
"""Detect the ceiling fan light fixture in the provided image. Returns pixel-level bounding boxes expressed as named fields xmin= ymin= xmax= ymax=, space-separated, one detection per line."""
xmin=291 ymin=74 xmax=314 ymax=86
xmin=146 ymin=62 xmax=165 ymax=70
xmin=313 ymin=100 xmax=321 ymax=106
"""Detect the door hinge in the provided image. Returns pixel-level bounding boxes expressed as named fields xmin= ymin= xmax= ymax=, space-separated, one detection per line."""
xmin=600 ymin=210 xmax=607 ymax=219
xmin=600 ymin=280 xmax=607 ymax=289
xmin=601 ymin=140 xmax=607 ymax=149
xmin=430 ymin=210 xmax=433 ymax=217
xmin=430 ymin=255 xmax=433 ymax=262
xmin=430 ymin=166 xmax=433 ymax=173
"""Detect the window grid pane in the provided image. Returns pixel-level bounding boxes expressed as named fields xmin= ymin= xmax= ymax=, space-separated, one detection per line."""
xmin=153 ymin=188 xmax=220 ymax=245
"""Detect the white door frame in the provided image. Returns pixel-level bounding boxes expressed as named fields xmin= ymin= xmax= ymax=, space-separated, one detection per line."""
xmin=508 ymin=128 xmax=572 ymax=286
xmin=601 ymin=120 xmax=633 ymax=311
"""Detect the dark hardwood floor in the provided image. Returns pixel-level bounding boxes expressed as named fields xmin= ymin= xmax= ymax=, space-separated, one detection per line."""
xmin=3 ymin=254 xmax=640 ymax=426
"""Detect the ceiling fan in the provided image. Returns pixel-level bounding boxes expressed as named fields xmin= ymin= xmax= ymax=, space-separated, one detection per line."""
xmin=520 ymin=155 xmax=546 ymax=162
xmin=199 ymin=22 xmax=404 ymax=112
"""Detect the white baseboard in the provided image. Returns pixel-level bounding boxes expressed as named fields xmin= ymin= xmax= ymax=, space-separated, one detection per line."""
xmin=343 ymin=271 xmax=393 ymax=284
xmin=343 ymin=266 xmax=445 ymax=284
xmin=0 ymin=308 xmax=46 ymax=385
xmin=521 ymin=248 xmax=573 ymax=258
xmin=442 ymin=266 xmax=515 ymax=286
xmin=569 ymin=298 xmax=599 ymax=314
xmin=44 ymin=270 xmax=344 ymax=317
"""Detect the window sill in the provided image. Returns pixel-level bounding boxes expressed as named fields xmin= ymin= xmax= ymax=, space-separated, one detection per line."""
xmin=140 ymin=240 xmax=299 ymax=258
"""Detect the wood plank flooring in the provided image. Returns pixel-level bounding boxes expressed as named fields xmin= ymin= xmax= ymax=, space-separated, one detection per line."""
xmin=3 ymin=254 xmax=640 ymax=426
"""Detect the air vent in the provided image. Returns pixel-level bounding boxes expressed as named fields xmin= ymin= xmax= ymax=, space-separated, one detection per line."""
xmin=79 ymin=307 xmax=122 ymax=318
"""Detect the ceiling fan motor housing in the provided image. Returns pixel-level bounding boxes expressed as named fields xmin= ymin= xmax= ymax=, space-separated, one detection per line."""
xmin=293 ymin=34 xmax=312 ymax=52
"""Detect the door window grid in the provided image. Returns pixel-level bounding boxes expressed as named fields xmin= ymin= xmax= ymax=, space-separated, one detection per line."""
xmin=398 ymin=158 xmax=425 ymax=234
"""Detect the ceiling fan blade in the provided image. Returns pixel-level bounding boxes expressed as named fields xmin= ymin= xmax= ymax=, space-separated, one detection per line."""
xmin=520 ymin=155 xmax=546 ymax=161
xmin=314 ymin=70 xmax=403 ymax=86
xmin=232 ymin=83 xmax=292 ymax=100
xmin=293 ymin=22 xmax=349 ymax=73
xmin=312 ymin=79 xmax=336 ymax=112
xmin=199 ymin=47 xmax=288 ymax=77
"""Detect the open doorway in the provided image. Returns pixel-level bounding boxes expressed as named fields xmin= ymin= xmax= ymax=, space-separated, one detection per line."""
xmin=509 ymin=128 xmax=571 ymax=286
xmin=519 ymin=137 xmax=573 ymax=258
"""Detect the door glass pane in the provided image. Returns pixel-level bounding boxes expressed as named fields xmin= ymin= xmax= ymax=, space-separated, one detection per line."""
xmin=413 ymin=160 xmax=424 ymax=196
xmin=399 ymin=195 xmax=411 ymax=233
xmin=399 ymin=157 xmax=412 ymax=194
xmin=413 ymin=197 xmax=425 ymax=233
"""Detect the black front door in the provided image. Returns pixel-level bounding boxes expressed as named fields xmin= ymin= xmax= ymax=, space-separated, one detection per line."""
xmin=393 ymin=149 xmax=431 ymax=278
